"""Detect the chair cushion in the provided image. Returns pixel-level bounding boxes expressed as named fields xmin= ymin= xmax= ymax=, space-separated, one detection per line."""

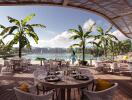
xmin=19 ymin=83 xmax=29 ymax=92
xmin=95 ymin=79 xmax=113 ymax=91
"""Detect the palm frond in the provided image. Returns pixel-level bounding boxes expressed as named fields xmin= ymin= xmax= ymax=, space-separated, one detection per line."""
xmin=105 ymin=26 xmax=112 ymax=34
xmin=87 ymin=22 xmax=96 ymax=33
xmin=22 ymin=13 xmax=35 ymax=26
xmin=94 ymin=35 xmax=102 ymax=40
xmin=1 ymin=26 xmax=17 ymax=38
xmin=106 ymin=33 xmax=118 ymax=41
xmin=8 ymin=26 xmax=18 ymax=34
xmin=78 ymin=25 xmax=83 ymax=34
xmin=26 ymin=41 xmax=31 ymax=50
xmin=71 ymin=43 xmax=80 ymax=47
xmin=69 ymin=29 xmax=79 ymax=34
xmin=0 ymin=39 xmax=4 ymax=45
xmin=0 ymin=25 xmax=5 ymax=29
xmin=7 ymin=16 xmax=20 ymax=26
xmin=0 ymin=27 xmax=11 ymax=35
xmin=26 ymin=31 xmax=39 ymax=44
xmin=97 ymin=26 xmax=104 ymax=35
xmin=25 ymin=24 xmax=35 ymax=32
xmin=7 ymin=33 xmax=19 ymax=48
xmin=84 ymin=34 xmax=93 ymax=38
xmin=88 ymin=41 xmax=100 ymax=47
xmin=70 ymin=35 xmax=80 ymax=40
xmin=30 ymin=24 xmax=46 ymax=28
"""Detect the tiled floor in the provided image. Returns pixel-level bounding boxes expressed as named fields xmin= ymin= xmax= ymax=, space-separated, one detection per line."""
xmin=0 ymin=67 xmax=132 ymax=100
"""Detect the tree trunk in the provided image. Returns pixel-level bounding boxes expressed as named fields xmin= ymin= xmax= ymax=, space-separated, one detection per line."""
xmin=112 ymin=52 xmax=114 ymax=61
xmin=19 ymin=46 xmax=22 ymax=58
xmin=104 ymin=42 xmax=107 ymax=58
xmin=112 ymin=44 xmax=114 ymax=61
xmin=82 ymin=42 xmax=85 ymax=62
xmin=19 ymin=36 xmax=22 ymax=58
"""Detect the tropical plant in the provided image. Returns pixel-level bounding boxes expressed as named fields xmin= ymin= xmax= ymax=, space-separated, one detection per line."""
xmin=115 ymin=39 xmax=132 ymax=55
xmin=95 ymin=26 xmax=118 ymax=58
xmin=107 ymin=40 xmax=118 ymax=61
xmin=0 ymin=13 xmax=45 ymax=58
xmin=0 ymin=39 xmax=13 ymax=59
xmin=88 ymin=41 xmax=103 ymax=57
xmin=69 ymin=23 xmax=95 ymax=62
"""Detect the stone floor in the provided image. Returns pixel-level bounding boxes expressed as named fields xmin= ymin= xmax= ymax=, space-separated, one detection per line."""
xmin=0 ymin=67 xmax=132 ymax=100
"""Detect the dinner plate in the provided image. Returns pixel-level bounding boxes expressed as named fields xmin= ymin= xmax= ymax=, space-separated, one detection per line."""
xmin=45 ymin=75 xmax=61 ymax=82
xmin=47 ymin=71 xmax=60 ymax=75
xmin=73 ymin=75 xmax=89 ymax=80
xmin=71 ymin=70 xmax=78 ymax=75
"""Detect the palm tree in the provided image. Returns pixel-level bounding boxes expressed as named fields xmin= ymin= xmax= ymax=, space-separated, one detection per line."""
xmin=95 ymin=26 xmax=118 ymax=58
xmin=108 ymin=40 xmax=118 ymax=61
xmin=88 ymin=41 xmax=102 ymax=58
xmin=115 ymin=39 xmax=132 ymax=55
xmin=0 ymin=39 xmax=12 ymax=59
xmin=69 ymin=24 xmax=95 ymax=63
xmin=0 ymin=13 xmax=45 ymax=58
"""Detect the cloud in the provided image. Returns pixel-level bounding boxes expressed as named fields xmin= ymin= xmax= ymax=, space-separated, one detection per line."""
xmin=1 ymin=31 xmax=76 ymax=48
xmin=83 ymin=19 xmax=96 ymax=32
xmin=111 ymin=30 xmax=130 ymax=40
xmin=0 ymin=19 xmax=98 ymax=48
xmin=30 ymin=31 xmax=77 ymax=48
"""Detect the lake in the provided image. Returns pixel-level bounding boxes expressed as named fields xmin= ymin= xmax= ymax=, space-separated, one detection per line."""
xmin=23 ymin=53 xmax=96 ymax=61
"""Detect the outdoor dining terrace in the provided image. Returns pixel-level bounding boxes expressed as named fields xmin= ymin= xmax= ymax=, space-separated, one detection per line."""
xmin=0 ymin=58 xmax=132 ymax=100
xmin=0 ymin=0 xmax=132 ymax=100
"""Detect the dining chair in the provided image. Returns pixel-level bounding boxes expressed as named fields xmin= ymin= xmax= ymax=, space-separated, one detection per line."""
xmin=14 ymin=87 xmax=54 ymax=100
xmin=72 ymin=68 xmax=94 ymax=98
xmin=49 ymin=61 xmax=59 ymax=71
xmin=1 ymin=60 xmax=13 ymax=75
xmin=81 ymin=83 xmax=118 ymax=100
xmin=94 ymin=62 xmax=104 ymax=72
xmin=33 ymin=70 xmax=48 ymax=94
xmin=33 ymin=70 xmax=58 ymax=99
xmin=43 ymin=60 xmax=50 ymax=71
xmin=110 ymin=62 xmax=120 ymax=73
xmin=33 ymin=70 xmax=56 ymax=95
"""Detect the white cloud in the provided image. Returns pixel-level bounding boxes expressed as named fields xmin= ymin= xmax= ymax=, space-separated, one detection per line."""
xmin=30 ymin=31 xmax=77 ymax=48
xmin=111 ymin=30 xmax=130 ymax=40
xmin=83 ymin=19 xmax=96 ymax=32
xmin=7 ymin=30 xmax=131 ymax=48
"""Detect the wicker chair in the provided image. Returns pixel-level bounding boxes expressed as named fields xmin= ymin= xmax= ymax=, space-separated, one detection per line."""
xmin=33 ymin=70 xmax=48 ymax=94
xmin=81 ymin=83 xmax=118 ymax=100
xmin=110 ymin=62 xmax=120 ymax=73
xmin=43 ymin=60 xmax=50 ymax=71
xmin=1 ymin=60 xmax=13 ymax=75
xmin=14 ymin=87 xmax=53 ymax=100
xmin=33 ymin=70 xmax=58 ymax=99
xmin=94 ymin=62 xmax=104 ymax=72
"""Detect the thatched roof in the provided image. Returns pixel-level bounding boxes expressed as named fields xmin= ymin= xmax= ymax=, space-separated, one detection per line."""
xmin=0 ymin=0 xmax=132 ymax=38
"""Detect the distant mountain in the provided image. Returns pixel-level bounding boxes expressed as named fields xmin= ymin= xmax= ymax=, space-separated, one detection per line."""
xmin=31 ymin=47 xmax=67 ymax=54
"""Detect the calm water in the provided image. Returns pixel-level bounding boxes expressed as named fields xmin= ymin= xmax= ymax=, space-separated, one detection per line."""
xmin=23 ymin=53 xmax=96 ymax=60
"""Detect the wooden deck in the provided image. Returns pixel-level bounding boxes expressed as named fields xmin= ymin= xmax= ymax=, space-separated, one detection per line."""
xmin=0 ymin=68 xmax=132 ymax=100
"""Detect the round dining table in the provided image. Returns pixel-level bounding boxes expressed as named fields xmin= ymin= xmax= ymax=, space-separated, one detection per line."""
xmin=37 ymin=74 xmax=94 ymax=100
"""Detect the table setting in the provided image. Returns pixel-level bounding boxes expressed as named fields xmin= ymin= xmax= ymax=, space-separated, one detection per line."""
xmin=36 ymin=68 xmax=91 ymax=83
xmin=35 ymin=68 xmax=94 ymax=100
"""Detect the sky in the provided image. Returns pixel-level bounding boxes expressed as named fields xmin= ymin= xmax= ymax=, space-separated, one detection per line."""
xmin=0 ymin=6 xmax=130 ymax=48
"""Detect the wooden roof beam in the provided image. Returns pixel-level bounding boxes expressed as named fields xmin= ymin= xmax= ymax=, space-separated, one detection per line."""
xmin=112 ymin=12 xmax=132 ymax=20
xmin=89 ymin=0 xmax=117 ymax=16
